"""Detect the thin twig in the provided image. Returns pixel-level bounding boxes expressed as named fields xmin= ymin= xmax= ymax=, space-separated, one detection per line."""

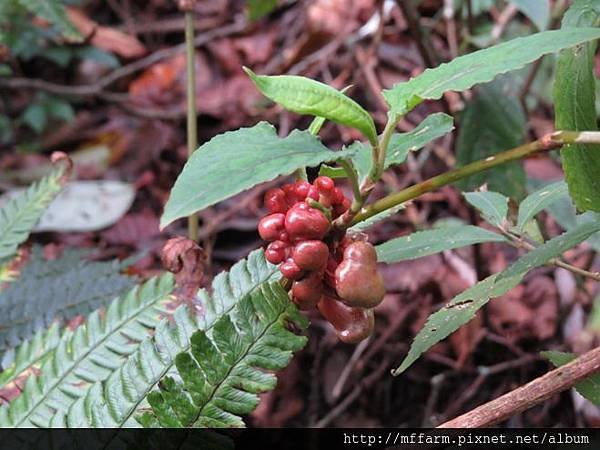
xmin=438 ymin=346 xmax=600 ymax=428
xmin=396 ymin=0 xmax=438 ymax=67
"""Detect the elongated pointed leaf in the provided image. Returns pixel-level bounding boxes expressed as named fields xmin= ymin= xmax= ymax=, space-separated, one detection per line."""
xmin=542 ymin=351 xmax=600 ymax=405
xmin=464 ymin=191 xmax=509 ymax=228
xmin=161 ymin=122 xmax=354 ymax=228
xmin=516 ymin=181 xmax=569 ymax=232
xmin=384 ymin=28 xmax=600 ymax=115
xmin=554 ymin=1 xmax=600 ymax=212
xmin=245 ymin=68 xmax=377 ymax=144
xmin=17 ymin=0 xmax=81 ymax=41
xmin=376 ymin=225 xmax=506 ymax=263
xmin=509 ymin=0 xmax=550 ymax=30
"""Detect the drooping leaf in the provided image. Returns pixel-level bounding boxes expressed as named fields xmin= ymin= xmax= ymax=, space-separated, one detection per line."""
xmin=49 ymin=249 xmax=281 ymax=427
xmin=464 ymin=191 xmax=509 ymax=228
xmin=392 ymin=273 xmax=523 ymax=375
xmin=554 ymin=0 xmax=600 ymax=212
xmin=142 ymin=282 xmax=307 ymax=428
xmin=0 ymin=275 xmax=174 ymax=427
xmin=455 ymin=78 xmax=527 ymax=200
xmin=516 ymin=181 xmax=569 ymax=232
xmin=376 ymin=225 xmax=506 ymax=263
xmin=542 ymin=351 xmax=600 ymax=405
xmin=0 ymin=246 xmax=135 ymax=355
xmin=383 ymin=28 xmax=600 ymax=116
xmin=350 ymin=113 xmax=454 ymax=182
xmin=394 ymin=217 xmax=600 ymax=374
xmin=17 ymin=0 xmax=81 ymax=41
xmin=161 ymin=122 xmax=354 ymax=228
xmin=0 ymin=166 xmax=65 ymax=262
xmin=498 ymin=218 xmax=600 ymax=282
xmin=509 ymin=0 xmax=550 ymax=30
xmin=244 ymin=69 xmax=378 ymax=145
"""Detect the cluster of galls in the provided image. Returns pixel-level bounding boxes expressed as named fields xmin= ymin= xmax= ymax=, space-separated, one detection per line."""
xmin=259 ymin=176 xmax=385 ymax=344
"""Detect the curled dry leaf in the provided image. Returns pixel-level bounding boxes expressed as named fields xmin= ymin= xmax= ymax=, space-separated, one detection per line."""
xmin=161 ymin=237 xmax=206 ymax=305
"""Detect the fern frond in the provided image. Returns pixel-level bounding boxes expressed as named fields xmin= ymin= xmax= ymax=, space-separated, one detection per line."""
xmin=16 ymin=0 xmax=81 ymax=40
xmin=0 ymin=167 xmax=65 ymax=261
xmin=0 ymin=274 xmax=174 ymax=427
xmin=50 ymin=249 xmax=282 ymax=427
xmin=144 ymin=282 xmax=308 ymax=428
xmin=0 ymin=322 xmax=61 ymax=388
xmin=0 ymin=246 xmax=136 ymax=354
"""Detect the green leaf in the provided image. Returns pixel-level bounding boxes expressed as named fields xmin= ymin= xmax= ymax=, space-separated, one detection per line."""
xmin=0 ymin=323 xmax=60 ymax=387
xmin=392 ymin=272 xmax=524 ymax=375
xmin=244 ymin=68 xmax=377 ymax=145
xmin=0 ymin=246 xmax=136 ymax=355
xmin=22 ymin=103 xmax=47 ymax=134
xmin=542 ymin=351 xmax=600 ymax=405
xmin=17 ymin=0 xmax=81 ymax=41
xmin=0 ymin=166 xmax=65 ymax=261
xmin=45 ymin=97 xmax=74 ymax=122
xmin=455 ymin=78 xmax=527 ymax=200
xmin=498 ymin=218 xmax=600 ymax=282
xmin=144 ymin=282 xmax=307 ymax=427
xmin=516 ymin=181 xmax=569 ymax=232
xmin=383 ymin=28 xmax=600 ymax=116
xmin=49 ymin=249 xmax=281 ymax=427
xmin=350 ymin=113 xmax=455 ymax=182
xmin=247 ymin=0 xmax=278 ymax=21
xmin=554 ymin=1 xmax=600 ymax=212
xmin=0 ymin=274 xmax=174 ymax=427
xmin=464 ymin=191 xmax=509 ymax=228
xmin=376 ymin=225 xmax=506 ymax=263
xmin=161 ymin=122 xmax=354 ymax=228
xmin=349 ymin=204 xmax=405 ymax=232
xmin=509 ymin=0 xmax=550 ymax=30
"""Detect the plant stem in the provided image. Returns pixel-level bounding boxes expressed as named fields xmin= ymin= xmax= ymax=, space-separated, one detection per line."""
xmin=352 ymin=130 xmax=600 ymax=225
xmin=184 ymin=9 xmax=199 ymax=241
xmin=438 ymin=346 xmax=600 ymax=427
xmin=338 ymin=159 xmax=362 ymax=212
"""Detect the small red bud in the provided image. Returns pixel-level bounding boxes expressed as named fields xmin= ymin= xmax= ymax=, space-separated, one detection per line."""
xmin=258 ymin=213 xmax=286 ymax=242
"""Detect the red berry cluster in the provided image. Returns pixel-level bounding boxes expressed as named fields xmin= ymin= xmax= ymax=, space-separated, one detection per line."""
xmin=258 ymin=177 xmax=385 ymax=344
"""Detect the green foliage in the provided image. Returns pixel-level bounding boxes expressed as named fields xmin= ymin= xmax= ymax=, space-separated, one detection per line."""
xmin=244 ymin=68 xmax=378 ymax=145
xmin=516 ymin=181 xmax=569 ymax=233
xmin=393 ymin=218 xmax=600 ymax=375
xmin=554 ymin=0 xmax=600 ymax=212
xmin=383 ymin=28 xmax=600 ymax=116
xmin=21 ymin=93 xmax=74 ymax=135
xmin=247 ymin=0 xmax=278 ymax=21
xmin=456 ymin=78 xmax=527 ymax=200
xmin=16 ymin=0 xmax=81 ymax=41
xmin=376 ymin=225 xmax=506 ymax=263
xmin=142 ymin=282 xmax=307 ymax=427
xmin=509 ymin=0 xmax=550 ymax=30
xmin=0 ymin=275 xmax=174 ymax=427
xmin=49 ymin=249 xmax=283 ymax=427
xmin=464 ymin=191 xmax=509 ymax=228
xmin=349 ymin=113 xmax=454 ymax=182
xmin=0 ymin=166 xmax=65 ymax=262
xmin=161 ymin=122 xmax=356 ymax=228
xmin=0 ymin=246 xmax=135 ymax=355
xmin=542 ymin=351 xmax=600 ymax=405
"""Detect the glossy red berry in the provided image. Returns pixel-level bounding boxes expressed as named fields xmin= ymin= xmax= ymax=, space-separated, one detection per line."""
xmin=258 ymin=213 xmax=286 ymax=242
xmin=265 ymin=188 xmax=288 ymax=214
xmin=265 ymin=240 xmax=289 ymax=265
xmin=307 ymin=185 xmax=320 ymax=201
xmin=317 ymin=295 xmax=375 ymax=344
xmin=284 ymin=203 xmax=330 ymax=241
xmin=315 ymin=176 xmax=334 ymax=193
xmin=332 ymin=187 xmax=345 ymax=205
xmin=292 ymin=240 xmax=329 ymax=272
xmin=291 ymin=272 xmax=323 ymax=310
xmin=335 ymin=241 xmax=385 ymax=308
xmin=294 ymin=181 xmax=311 ymax=199
xmin=280 ymin=258 xmax=304 ymax=280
